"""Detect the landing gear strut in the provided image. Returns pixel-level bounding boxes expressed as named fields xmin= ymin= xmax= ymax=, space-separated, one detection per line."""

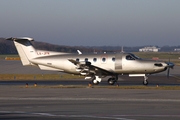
xmin=143 ymin=76 xmax=148 ymax=85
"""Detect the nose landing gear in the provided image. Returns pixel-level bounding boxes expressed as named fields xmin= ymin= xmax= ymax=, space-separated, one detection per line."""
xmin=143 ymin=76 xmax=148 ymax=85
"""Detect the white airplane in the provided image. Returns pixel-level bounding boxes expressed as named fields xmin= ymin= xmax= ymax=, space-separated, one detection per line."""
xmin=7 ymin=37 xmax=174 ymax=85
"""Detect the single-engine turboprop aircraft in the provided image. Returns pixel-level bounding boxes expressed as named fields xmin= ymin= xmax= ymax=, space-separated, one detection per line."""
xmin=7 ymin=37 xmax=174 ymax=85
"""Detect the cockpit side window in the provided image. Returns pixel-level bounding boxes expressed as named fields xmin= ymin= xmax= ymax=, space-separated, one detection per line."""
xmin=85 ymin=58 xmax=88 ymax=62
xmin=126 ymin=55 xmax=135 ymax=60
xmin=76 ymin=58 xmax=80 ymax=62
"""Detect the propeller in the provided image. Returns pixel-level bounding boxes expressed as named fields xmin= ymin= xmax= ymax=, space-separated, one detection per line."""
xmin=166 ymin=58 xmax=174 ymax=78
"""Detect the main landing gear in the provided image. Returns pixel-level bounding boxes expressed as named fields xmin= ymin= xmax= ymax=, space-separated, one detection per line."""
xmin=91 ymin=76 xmax=101 ymax=85
xmin=90 ymin=75 xmax=119 ymax=85
xmin=107 ymin=75 xmax=118 ymax=85
xmin=92 ymin=79 xmax=99 ymax=85
xmin=107 ymin=78 xmax=116 ymax=85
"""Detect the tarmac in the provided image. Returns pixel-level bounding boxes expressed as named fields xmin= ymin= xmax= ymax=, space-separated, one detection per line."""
xmin=1 ymin=86 xmax=180 ymax=120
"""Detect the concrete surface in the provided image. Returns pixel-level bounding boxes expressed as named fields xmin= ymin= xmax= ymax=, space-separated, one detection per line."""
xmin=0 ymin=86 xmax=180 ymax=120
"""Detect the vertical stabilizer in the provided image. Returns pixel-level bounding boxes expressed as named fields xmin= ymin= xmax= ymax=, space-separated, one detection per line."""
xmin=7 ymin=37 xmax=37 ymax=66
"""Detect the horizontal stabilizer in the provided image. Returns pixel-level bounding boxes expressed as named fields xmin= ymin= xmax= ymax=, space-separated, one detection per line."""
xmin=38 ymin=65 xmax=64 ymax=71
xmin=6 ymin=37 xmax=34 ymax=41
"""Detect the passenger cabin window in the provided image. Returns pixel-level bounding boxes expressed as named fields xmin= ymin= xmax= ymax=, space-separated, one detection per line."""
xmin=112 ymin=57 xmax=115 ymax=62
xmin=76 ymin=58 xmax=79 ymax=62
xmin=102 ymin=58 xmax=106 ymax=62
xmin=85 ymin=58 xmax=88 ymax=62
xmin=93 ymin=58 xmax=97 ymax=62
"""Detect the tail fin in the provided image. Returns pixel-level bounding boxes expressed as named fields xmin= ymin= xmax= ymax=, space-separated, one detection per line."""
xmin=6 ymin=37 xmax=37 ymax=66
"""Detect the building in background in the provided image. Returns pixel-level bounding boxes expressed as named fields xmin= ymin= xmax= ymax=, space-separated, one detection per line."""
xmin=174 ymin=48 xmax=180 ymax=52
xmin=139 ymin=46 xmax=160 ymax=52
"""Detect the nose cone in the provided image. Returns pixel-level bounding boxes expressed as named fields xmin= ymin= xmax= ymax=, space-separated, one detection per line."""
xmin=165 ymin=62 xmax=175 ymax=69
xmin=154 ymin=61 xmax=175 ymax=73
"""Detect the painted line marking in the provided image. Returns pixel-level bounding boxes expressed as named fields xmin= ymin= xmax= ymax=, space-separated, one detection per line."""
xmin=1 ymin=111 xmax=180 ymax=120
xmin=0 ymin=111 xmax=134 ymax=120
xmin=0 ymin=97 xmax=180 ymax=102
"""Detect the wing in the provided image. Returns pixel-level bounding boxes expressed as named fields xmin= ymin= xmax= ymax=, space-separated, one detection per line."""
xmin=68 ymin=59 xmax=115 ymax=76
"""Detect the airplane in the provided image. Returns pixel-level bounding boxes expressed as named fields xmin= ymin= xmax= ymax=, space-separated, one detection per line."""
xmin=7 ymin=37 xmax=174 ymax=85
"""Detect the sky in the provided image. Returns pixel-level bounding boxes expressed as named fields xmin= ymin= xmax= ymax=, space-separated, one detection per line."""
xmin=0 ymin=0 xmax=180 ymax=46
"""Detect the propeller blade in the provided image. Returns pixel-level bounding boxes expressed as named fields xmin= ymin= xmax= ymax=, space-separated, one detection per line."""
xmin=167 ymin=67 xmax=170 ymax=78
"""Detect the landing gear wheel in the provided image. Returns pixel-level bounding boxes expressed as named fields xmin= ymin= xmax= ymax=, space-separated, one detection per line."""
xmin=108 ymin=78 xmax=115 ymax=85
xmin=143 ymin=80 xmax=148 ymax=85
xmin=143 ymin=75 xmax=148 ymax=85
xmin=92 ymin=79 xmax=99 ymax=85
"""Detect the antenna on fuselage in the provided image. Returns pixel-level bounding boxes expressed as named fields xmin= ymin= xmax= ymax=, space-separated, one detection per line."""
xmin=77 ymin=50 xmax=82 ymax=54
xmin=121 ymin=46 xmax=124 ymax=53
xmin=93 ymin=49 xmax=97 ymax=54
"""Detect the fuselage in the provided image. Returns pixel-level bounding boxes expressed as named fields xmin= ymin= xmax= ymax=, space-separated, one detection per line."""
xmin=30 ymin=52 xmax=167 ymax=75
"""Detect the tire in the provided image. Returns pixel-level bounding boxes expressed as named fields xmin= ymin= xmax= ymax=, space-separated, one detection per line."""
xmin=108 ymin=78 xmax=115 ymax=85
xmin=143 ymin=80 xmax=148 ymax=85
xmin=92 ymin=79 xmax=99 ymax=85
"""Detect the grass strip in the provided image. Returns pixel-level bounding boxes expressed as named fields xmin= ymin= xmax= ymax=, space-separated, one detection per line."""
xmin=18 ymin=84 xmax=180 ymax=90
xmin=0 ymin=74 xmax=83 ymax=80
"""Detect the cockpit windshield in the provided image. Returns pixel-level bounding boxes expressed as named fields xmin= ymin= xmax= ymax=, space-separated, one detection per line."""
xmin=130 ymin=53 xmax=141 ymax=59
xmin=126 ymin=53 xmax=141 ymax=60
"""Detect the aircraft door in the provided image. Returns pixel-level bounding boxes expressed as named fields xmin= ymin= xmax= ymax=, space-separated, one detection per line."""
xmin=115 ymin=54 xmax=122 ymax=72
